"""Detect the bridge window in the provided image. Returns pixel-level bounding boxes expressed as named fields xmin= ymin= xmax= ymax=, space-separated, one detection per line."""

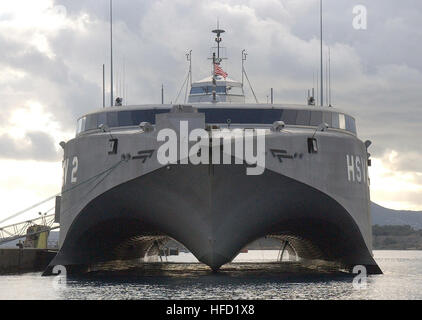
xmin=345 ymin=115 xmax=357 ymax=134
xmin=199 ymin=108 xmax=283 ymax=124
xmin=190 ymin=86 xmax=227 ymax=94
xmin=281 ymin=110 xmax=298 ymax=125
xmin=190 ymin=87 xmax=206 ymax=94
xmin=76 ymin=116 xmax=86 ymax=134
xmin=296 ymin=110 xmax=311 ymax=126
xmin=85 ymin=114 xmax=98 ymax=131
xmin=116 ymin=109 xmax=169 ymax=127
xmin=117 ymin=111 xmax=133 ymax=127
xmin=97 ymin=112 xmax=107 ymax=128
xmin=323 ymin=111 xmax=333 ymax=127
xmin=332 ymin=112 xmax=339 ymax=129
xmin=107 ymin=111 xmax=118 ymax=127
xmin=310 ymin=111 xmax=323 ymax=126
xmin=339 ymin=113 xmax=346 ymax=130
xmin=76 ymin=108 xmax=357 ymax=135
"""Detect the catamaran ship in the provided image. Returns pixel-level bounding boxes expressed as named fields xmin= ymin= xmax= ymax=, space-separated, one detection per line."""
xmin=46 ymin=28 xmax=382 ymax=275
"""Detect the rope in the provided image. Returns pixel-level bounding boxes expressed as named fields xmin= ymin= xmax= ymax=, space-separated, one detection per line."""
xmin=174 ymin=70 xmax=190 ymax=104
xmin=243 ymin=67 xmax=259 ymax=104
xmin=0 ymin=195 xmax=60 ymax=226
xmin=49 ymin=159 xmax=125 ymax=225
xmin=0 ymin=159 xmax=124 ymax=226
xmin=184 ymin=70 xmax=190 ymax=104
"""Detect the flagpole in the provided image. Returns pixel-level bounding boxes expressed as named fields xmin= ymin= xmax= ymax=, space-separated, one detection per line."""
xmin=212 ymin=53 xmax=216 ymax=103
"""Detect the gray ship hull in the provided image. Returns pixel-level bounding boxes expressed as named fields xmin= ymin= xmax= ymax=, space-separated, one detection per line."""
xmin=50 ymin=163 xmax=380 ymax=273
xmin=46 ymin=107 xmax=382 ymax=275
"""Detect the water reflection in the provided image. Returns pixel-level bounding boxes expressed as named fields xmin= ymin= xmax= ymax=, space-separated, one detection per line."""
xmin=0 ymin=251 xmax=421 ymax=300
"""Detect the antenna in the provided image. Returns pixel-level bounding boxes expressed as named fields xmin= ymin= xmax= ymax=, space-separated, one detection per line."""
xmin=123 ymin=58 xmax=126 ymax=106
xmin=212 ymin=26 xmax=225 ymax=64
xmin=307 ymin=78 xmax=316 ymax=106
xmin=186 ymin=50 xmax=192 ymax=86
xmin=316 ymin=70 xmax=319 ymax=106
xmin=320 ymin=0 xmax=323 ymax=107
xmin=102 ymin=64 xmax=105 ymax=108
xmin=241 ymin=49 xmax=247 ymax=88
xmin=326 ymin=52 xmax=329 ymax=106
xmin=161 ymin=84 xmax=164 ymax=104
xmin=120 ymin=61 xmax=124 ymax=105
xmin=110 ymin=0 xmax=114 ymax=106
xmin=329 ymin=47 xmax=332 ymax=106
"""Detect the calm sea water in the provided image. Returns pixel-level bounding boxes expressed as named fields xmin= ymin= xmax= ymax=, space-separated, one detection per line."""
xmin=0 ymin=250 xmax=421 ymax=300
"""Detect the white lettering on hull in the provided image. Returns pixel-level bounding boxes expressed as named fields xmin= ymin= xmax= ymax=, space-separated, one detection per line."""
xmin=346 ymin=154 xmax=367 ymax=185
xmin=62 ymin=156 xmax=78 ymax=186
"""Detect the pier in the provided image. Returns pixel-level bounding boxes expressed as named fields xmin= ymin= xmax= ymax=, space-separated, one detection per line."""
xmin=0 ymin=248 xmax=57 ymax=274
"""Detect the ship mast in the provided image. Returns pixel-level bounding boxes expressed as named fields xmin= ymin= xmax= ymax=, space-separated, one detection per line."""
xmin=212 ymin=23 xmax=225 ymax=65
xmin=320 ymin=0 xmax=323 ymax=106
xmin=211 ymin=26 xmax=225 ymax=103
xmin=110 ymin=0 xmax=114 ymax=106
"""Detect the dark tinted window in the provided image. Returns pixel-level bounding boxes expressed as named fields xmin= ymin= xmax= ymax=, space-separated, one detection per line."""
xmin=190 ymin=86 xmax=226 ymax=94
xmin=346 ymin=115 xmax=357 ymax=134
xmin=78 ymin=108 xmax=357 ymax=135
xmin=323 ymin=112 xmax=333 ymax=127
xmin=130 ymin=109 xmax=167 ymax=125
xmin=199 ymin=108 xmax=283 ymax=124
xmin=310 ymin=111 xmax=323 ymax=126
xmin=296 ymin=110 xmax=311 ymax=125
xmin=85 ymin=114 xmax=98 ymax=131
xmin=97 ymin=112 xmax=107 ymax=127
xmin=116 ymin=109 xmax=169 ymax=127
xmin=117 ymin=111 xmax=133 ymax=126
xmin=107 ymin=111 xmax=118 ymax=127
xmin=332 ymin=112 xmax=339 ymax=129
xmin=281 ymin=110 xmax=298 ymax=125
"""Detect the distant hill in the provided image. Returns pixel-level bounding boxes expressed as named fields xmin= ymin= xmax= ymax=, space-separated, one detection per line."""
xmin=372 ymin=225 xmax=422 ymax=250
xmin=371 ymin=202 xmax=422 ymax=230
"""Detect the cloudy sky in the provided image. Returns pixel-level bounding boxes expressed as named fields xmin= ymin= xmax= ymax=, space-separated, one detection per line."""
xmin=0 ymin=0 xmax=421 ymax=224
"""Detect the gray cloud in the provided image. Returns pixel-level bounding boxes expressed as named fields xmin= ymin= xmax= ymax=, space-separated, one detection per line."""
xmin=0 ymin=0 xmax=421 ymax=172
xmin=0 ymin=131 xmax=60 ymax=161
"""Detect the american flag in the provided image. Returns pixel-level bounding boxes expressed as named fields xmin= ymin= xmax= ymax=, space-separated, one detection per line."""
xmin=214 ymin=63 xmax=228 ymax=79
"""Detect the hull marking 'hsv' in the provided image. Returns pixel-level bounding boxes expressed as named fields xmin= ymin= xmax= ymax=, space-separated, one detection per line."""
xmin=346 ymin=154 xmax=368 ymax=184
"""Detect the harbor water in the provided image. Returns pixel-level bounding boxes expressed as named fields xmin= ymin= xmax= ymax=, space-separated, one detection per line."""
xmin=0 ymin=250 xmax=421 ymax=300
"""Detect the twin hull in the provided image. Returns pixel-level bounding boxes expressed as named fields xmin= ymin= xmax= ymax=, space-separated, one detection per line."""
xmin=49 ymin=111 xmax=381 ymax=274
